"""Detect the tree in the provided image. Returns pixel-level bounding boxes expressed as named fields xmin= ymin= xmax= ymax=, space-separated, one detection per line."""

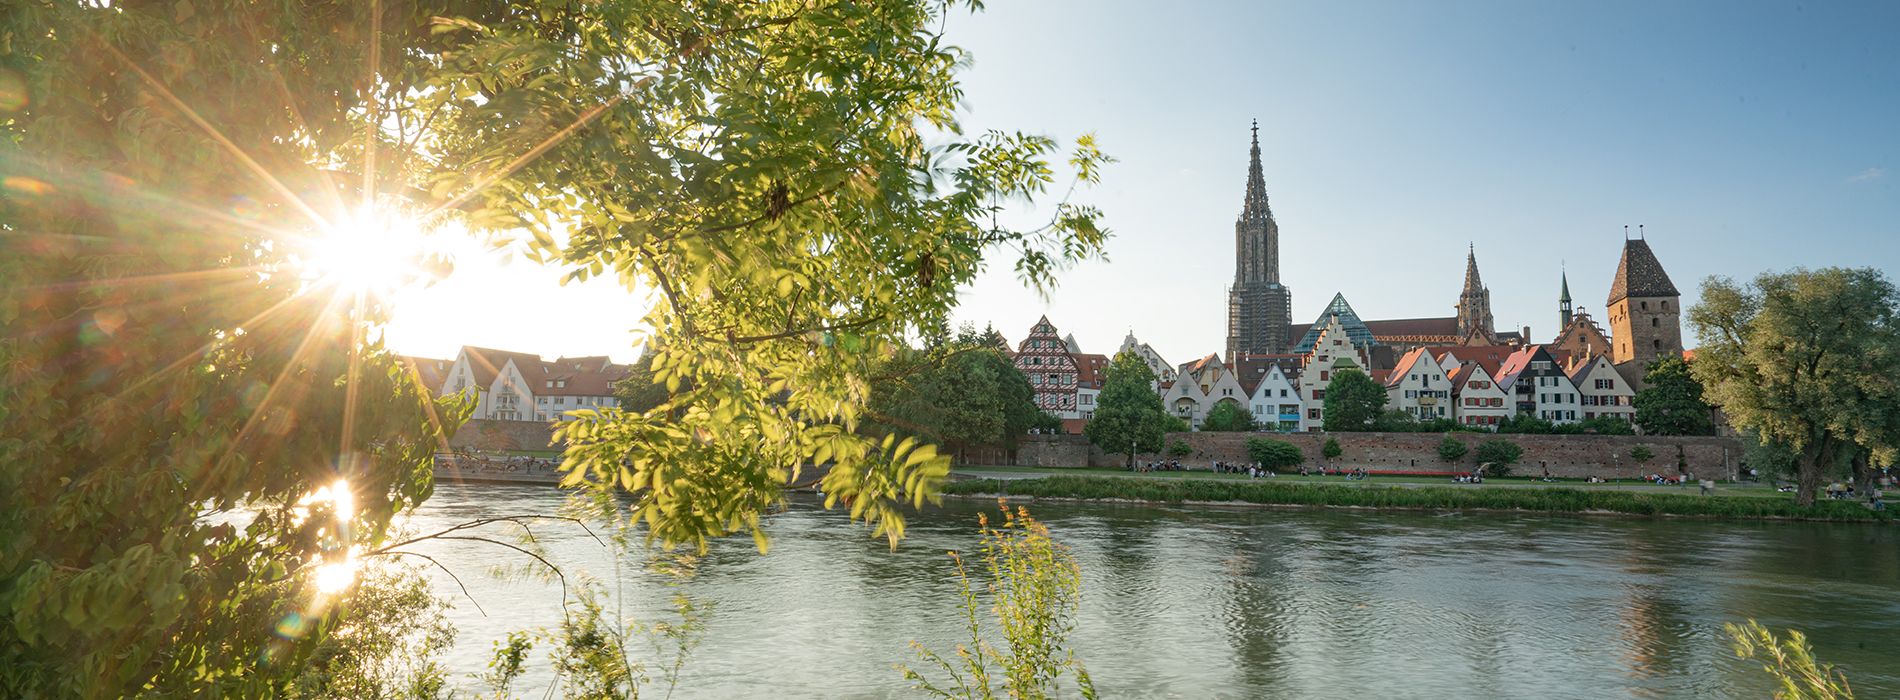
xmin=1438 ymin=436 xmax=1470 ymax=463
xmin=1322 ymin=438 xmax=1343 ymax=465
xmin=1029 ymin=411 xmax=1066 ymax=434
xmin=1630 ymin=445 xmax=1656 ymax=465
xmin=1497 ymin=414 xmax=1557 ymax=434
xmin=1633 ymin=356 xmax=1716 ymax=436
xmin=1690 ymin=268 xmax=1900 ymax=505
xmin=1320 ymin=368 xmax=1387 ymax=431
xmin=1474 ymin=440 xmax=1523 ymax=477
xmin=1084 ymin=352 xmax=1168 ymax=468
xmin=1162 ymin=414 xmax=1191 ymax=434
xmin=1246 ymin=438 xmax=1305 ymax=472
xmin=867 ymin=331 xmax=1040 ymax=460
xmin=5 ymin=0 xmax=1110 ymax=692
xmin=1200 ymin=401 xmax=1256 ymax=432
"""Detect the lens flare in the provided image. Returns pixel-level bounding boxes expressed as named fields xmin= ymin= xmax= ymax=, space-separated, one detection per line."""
xmin=296 ymin=207 xmax=438 ymax=296
xmin=312 ymin=558 xmax=361 ymax=594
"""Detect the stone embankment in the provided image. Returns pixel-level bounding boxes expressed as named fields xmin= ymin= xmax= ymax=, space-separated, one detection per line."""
xmin=980 ymin=431 xmax=1745 ymax=481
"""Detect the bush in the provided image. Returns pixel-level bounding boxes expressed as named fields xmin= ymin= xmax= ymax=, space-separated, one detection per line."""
xmin=1437 ymin=436 xmax=1469 ymax=463
xmin=1161 ymin=414 xmax=1190 ymax=433
xmin=1497 ymin=414 xmax=1556 ymax=434
xmin=1322 ymin=438 xmax=1342 ymax=462
xmin=1473 ymin=439 xmax=1522 ymax=477
xmin=1200 ymin=401 xmax=1255 ymax=432
xmin=1630 ymin=445 xmax=1655 ymax=463
xmin=1167 ymin=439 xmax=1193 ymax=458
xmin=1579 ymin=415 xmax=1635 ymax=435
xmin=1245 ymin=438 xmax=1304 ymax=472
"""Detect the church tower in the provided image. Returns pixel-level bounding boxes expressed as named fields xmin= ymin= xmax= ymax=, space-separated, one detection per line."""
xmin=1225 ymin=121 xmax=1294 ymax=359
xmin=1559 ymin=269 xmax=1574 ymax=332
xmin=1454 ymin=244 xmax=1495 ymax=342
xmin=1606 ymin=234 xmax=1683 ymax=376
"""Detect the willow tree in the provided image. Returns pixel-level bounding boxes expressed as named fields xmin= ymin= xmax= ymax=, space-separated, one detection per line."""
xmin=2 ymin=0 xmax=1105 ymax=694
xmin=1689 ymin=268 xmax=1900 ymax=505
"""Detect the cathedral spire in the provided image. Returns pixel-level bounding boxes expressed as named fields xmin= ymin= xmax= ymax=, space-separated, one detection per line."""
xmin=1455 ymin=245 xmax=1494 ymax=341
xmin=1462 ymin=243 xmax=1483 ymax=293
xmin=1240 ymin=119 xmax=1271 ymax=225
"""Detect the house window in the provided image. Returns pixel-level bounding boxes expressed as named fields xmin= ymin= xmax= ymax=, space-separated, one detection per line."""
xmin=1280 ymin=389 xmax=1288 ymax=397
xmin=1308 ymin=408 xmax=1321 ymax=419
xmin=1320 ymin=370 xmax=1330 ymax=381
xmin=1314 ymin=390 xmax=1326 ymax=400
xmin=1596 ymin=379 xmax=1612 ymax=389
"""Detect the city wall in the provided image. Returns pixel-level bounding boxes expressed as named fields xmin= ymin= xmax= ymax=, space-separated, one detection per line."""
xmin=1003 ymin=431 xmax=1746 ymax=480
xmin=447 ymin=419 xmax=561 ymax=453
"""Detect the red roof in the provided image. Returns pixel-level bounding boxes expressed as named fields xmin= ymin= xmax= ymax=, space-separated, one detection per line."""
xmin=1384 ymin=347 xmax=1431 ymax=388
xmin=462 ymin=346 xmax=549 ymax=387
xmin=1427 ymin=345 xmax=1514 ymax=377
xmin=1073 ymin=353 xmax=1111 ymax=389
xmin=399 ymin=356 xmax=452 ymax=394
xmin=460 ymin=346 xmax=630 ymax=397
xmin=1060 ymin=418 xmax=1089 ymax=435
xmin=1363 ymin=317 xmax=1459 ymax=339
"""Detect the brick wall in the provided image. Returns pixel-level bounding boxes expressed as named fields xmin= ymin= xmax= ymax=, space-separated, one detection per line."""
xmin=1014 ymin=431 xmax=1745 ymax=480
xmin=447 ymin=419 xmax=560 ymax=453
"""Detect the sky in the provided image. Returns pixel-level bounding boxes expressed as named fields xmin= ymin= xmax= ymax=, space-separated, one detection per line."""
xmin=383 ymin=0 xmax=1899 ymax=366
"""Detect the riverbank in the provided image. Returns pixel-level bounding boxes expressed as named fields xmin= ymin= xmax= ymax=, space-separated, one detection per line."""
xmin=941 ymin=475 xmax=1892 ymax=522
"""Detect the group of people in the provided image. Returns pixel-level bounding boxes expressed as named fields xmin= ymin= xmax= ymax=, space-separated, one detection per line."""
xmin=437 ymin=452 xmax=558 ymax=473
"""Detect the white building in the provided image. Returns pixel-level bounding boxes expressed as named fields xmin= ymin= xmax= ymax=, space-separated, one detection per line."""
xmin=1446 ymin=362 xmax=1511 ymax=429
xmin=441 ymin=346 xmax=629 ymax=422
xmin=1298 ymin=317 xmax=1371 ymax=431
xmin=1568 ymin=354 xmax=1636 ymax=424
xmin=1497 ymin=345 xmax=1581 ymax=424
xmin=1247 ymin=362 xmax=1302 ymax=432
xmin=1384 ymin=347 xmax=1452 ymax=422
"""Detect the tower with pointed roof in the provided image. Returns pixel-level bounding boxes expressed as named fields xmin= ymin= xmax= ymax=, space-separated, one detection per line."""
xmin=1455 ymin=244 xmax=1496 ymax=342
xmin=1225 ymin=120 xmax=1294 ymax=359
xmin=1606 ymin=235 xmax=1683 ymax=377
xmin=1559 ymin=269 xmax=1574 ymax=332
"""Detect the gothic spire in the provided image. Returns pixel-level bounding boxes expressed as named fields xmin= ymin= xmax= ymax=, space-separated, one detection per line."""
xmin=1559 ymin=268 xmax=1574 ymax=330
xmin=1240 ymin=119 xmax=1271 ymax=224
xmin=1462 ymin=243 xmax=1483 ymax=293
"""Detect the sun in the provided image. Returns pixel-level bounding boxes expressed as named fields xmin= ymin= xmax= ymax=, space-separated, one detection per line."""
xmin=297 ymin=207 xmax=440 ymax=297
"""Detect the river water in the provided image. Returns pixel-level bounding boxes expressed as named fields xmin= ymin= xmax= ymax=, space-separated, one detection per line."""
xmin=401 ymin=482 xmax=1900 ymax=698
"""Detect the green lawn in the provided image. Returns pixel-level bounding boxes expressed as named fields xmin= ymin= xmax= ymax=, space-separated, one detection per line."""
xmin=952 ymin=465 xmax=1789 ymax=499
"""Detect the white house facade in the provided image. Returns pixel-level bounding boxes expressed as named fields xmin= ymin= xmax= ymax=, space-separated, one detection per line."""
xmin=1384 ymin=347 xmax=1452 ymax=422
xmin=1568 ymin=354 xmax=1636 ymax=423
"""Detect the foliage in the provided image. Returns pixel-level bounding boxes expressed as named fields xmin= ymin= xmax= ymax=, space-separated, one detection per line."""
xmin=1199 ymin=400 xmax=1256 ymax=432
xmin=1322 ymin=438 xmax=1343 ymax=462
xmin=1030 ymin=412 xmax=1066 ymax=434
xmin=1578 ymin=415 xmax=1636 ymax=435
xmin=0 ymin=3 xmax=474 ymax=694
xmin=1473 ymin=440 xmax=1523 ymax=477
xmin=481 ymin=632 xmax=534 ymax=699
xmin=1161 ymin=414 xmax=1190 ymax=434
xmin=943 ymin=477 xmax=1891 ymax=521
xmin=1726 ymin=620 xmax=1856 ymax=699
xmin=1690 ymin=268 xmax=1900 ymax=505
xmin=1633 ymin=356 xmax=1716 ymax=436
xmin=1741 ymin=428 xmax=1802 ymax=480
xmin=869 ymin=326 xmax=1040 ymax=459
xmin=1320 ymin=368 xmax=1387 ymax=431
xmin=1630 ymin=445 xmax=1655 ymax=464
xmin=1373 ymin=410 xmax=1465 ymax=433
xmin=1083 ymin=352 xmax=1168 ymax=466
xmin=611 ymin=349 xmax=676 ymax=415
xmin=901 ymin=505 xmax=1096 ymax=700
xmin=1168 ymin=439 xmax=1194 ymax=458
xmin=1497 ymin=414 xmax=1559 ymax=434
xmin=284 ymin=565 xmax=455 ymax=700
xmin=1437 ymin=437 xmax=1470 ymax=463
xmin=1246 ymin=438 xmax=1305 ymax=472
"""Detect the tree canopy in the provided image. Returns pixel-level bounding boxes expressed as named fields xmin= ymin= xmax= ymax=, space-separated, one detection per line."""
xmin=1199 ymin=400 xmax=1255 ymax=432
xmin=1689 ymin=268 xmax=1900 ymax=505
xmin=866 ymin=326 xmax=1039 ymax=459
xmin=1084 ymin=352 xmax=1167 ymax=466
xmin=1320 ymin=367 xmax=1386 ymax=431
xmin=1 ymin=0 xmax=1107 ymax=693
xmin=1247 ymin=438 xmax=1304 ymax=471
xmin=1633 ymin=356 xmax=1715 ymax=436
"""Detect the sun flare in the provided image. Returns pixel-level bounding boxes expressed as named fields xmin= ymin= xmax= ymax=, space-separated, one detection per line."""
xmin=297 ymin=207 xmax=440 ymax=297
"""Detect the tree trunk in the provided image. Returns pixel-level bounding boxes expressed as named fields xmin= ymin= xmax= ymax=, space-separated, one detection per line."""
xmin=1850 ymin=449 xmax=1874 ymax=499
xmin=1794 ymin=438 xmax=1835 ymax=507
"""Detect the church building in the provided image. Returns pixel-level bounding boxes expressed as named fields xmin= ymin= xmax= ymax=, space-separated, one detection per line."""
xmin=1225 ymin=122 xmax=1295 ymax=358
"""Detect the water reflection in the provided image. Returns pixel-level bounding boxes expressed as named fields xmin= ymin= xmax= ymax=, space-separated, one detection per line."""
xmin=400 ymin=485 xmax=1900 ymax=698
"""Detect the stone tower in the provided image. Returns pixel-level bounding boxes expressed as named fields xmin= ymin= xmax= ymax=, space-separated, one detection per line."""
xmin=1559 ymin=269 xmax=1573 ymax=332
xmin=1225 ymin=120 xmax=1294 ymax=359
xmin=1454 ymin=244 xmax=1495 ymax=341
xmin=1606 ymin=237 xmax=1683 ymax=372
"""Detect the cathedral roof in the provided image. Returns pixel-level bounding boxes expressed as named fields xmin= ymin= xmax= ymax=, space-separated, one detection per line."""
xmin=1608 ymin=239 xmax=1679 ymax=303
xmin=1239 ymin=119 xmax=1273 ymax=224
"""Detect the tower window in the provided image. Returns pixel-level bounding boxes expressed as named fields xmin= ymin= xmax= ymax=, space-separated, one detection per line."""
xmin=1653 ymin=339 xmax=1661 ymax=350
xmin=1652 ymin=317 xmax=1659 ymax=327
xmin=1641 ymin=301 xmax=1649 ymax=310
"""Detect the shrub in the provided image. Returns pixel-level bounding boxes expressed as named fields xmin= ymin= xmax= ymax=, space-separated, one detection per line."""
xmin=1246 ymin=438 xmax=1304 ymax=472
xmin=1322 ymin=438 xmax=1342 ymax=462
xmin=1167 ymin=439 xmax=1193 ymax=458
xmin=1200 ymin=401 xmax=1256 ymax=432
xmin=1437 ymin=436 xmax=1469 ymax=463
xmin=1630 ymin=445 xmax=1655 ymax=463
xmin=1473 ymin=439 xmax=1522 ymax=477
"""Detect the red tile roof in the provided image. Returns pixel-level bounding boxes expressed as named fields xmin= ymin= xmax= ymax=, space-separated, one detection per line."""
xmin=399 ymin=356 xmax=452 ymax=394
xmin=1427 ymin=345 xmax=1514 ymax=377
xmin=1384 ymin=347 xmax=1430 ymax=388
xmin=1073 ymin=353 xmax=1111 ymax=389
xmin=460 ymin=346 xmax=630 ymax=397
xmin=1363 ymin=316 xmax=1459 ymax=339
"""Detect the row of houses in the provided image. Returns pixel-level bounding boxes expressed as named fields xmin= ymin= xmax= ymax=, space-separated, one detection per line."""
xmin=402 ymin=346 xmax=630 ymax=423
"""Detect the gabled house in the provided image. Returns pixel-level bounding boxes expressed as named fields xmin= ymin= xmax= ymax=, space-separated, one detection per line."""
xmin=1384 ymin=347 xmax=1452 ymax=422
xmin=443 ymin=346 xmax=629 ymax=422
xmin=1568 ymin=353 xmax=1636 ymax=424
xmin=1447 ymin=362 xmax=1511 ymax=429
xmin=1013 ymin=316 xmax=1082 ymax=420
xmin=1161 ymin=368 xmax=1209 ymax=427
xmin=1073 ymin=353 xmax=1111 ymax=420
xmin=1497 ymin=345 xmax=1581 ymax=424
xmin=1298 ymin=316 xmax=1371 ymax=431
xmin=1245 ymin=358 xmax=1303 ymax=431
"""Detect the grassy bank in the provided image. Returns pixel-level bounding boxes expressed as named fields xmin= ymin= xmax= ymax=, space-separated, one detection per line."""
xmin=942 ymin=476 xmax=1891 ymax=522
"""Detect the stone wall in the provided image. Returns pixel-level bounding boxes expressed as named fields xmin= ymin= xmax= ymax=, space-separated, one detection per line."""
xmin=447 ymin=418 xmax=561 ymax=453
xmin=1008 ymin=431 xmax=1746 ymax=480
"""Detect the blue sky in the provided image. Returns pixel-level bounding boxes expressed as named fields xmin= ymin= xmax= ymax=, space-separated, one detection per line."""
xmin=944 ymin=0 xmax=1899 ymax=364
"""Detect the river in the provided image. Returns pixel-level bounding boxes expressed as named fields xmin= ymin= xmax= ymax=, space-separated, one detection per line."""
xmin=399 ymin=482 xmax=1900 ymax=698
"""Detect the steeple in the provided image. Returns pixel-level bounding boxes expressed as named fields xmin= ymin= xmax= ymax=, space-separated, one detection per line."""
xmin=1455 ymin=244 xmax=1495 ymax=341
xmin=1559 ymin=268 xmax=1574 ymax=331
xmin=1226 ymin=119 xmax=1293 ymax=358
xmin=1240 ymin=119 xmax=1272 ymax=226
